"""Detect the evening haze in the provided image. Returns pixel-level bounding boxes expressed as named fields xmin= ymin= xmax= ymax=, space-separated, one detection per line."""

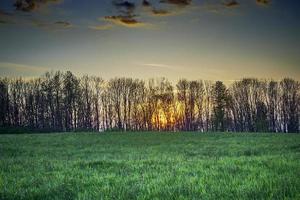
xmin=0 ymin=0 xmax=299 ymax=82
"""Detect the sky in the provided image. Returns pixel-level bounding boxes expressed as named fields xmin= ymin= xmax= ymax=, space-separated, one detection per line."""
xmin=0 ymin=0 xmax=299 ymax=82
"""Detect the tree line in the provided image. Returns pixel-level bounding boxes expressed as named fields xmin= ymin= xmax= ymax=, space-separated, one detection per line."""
xmin=0 ymin=71 xmax=299 ymax=133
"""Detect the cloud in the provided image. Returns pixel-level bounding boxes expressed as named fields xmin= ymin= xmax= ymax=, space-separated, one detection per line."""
xmin=151 ymin=9 xmax=173 ymax=16
xmin=32 ymin=20 xmax=73 ymax=29
xmin=141 ymin=63 xmax=174 ymax=69
xmin=54 ymin=21 xmax=72 ymax=28
xmin=160 ymin=0 xmax=192 ymax=7
xmin=0 ymin=10 xmax=16 ymax=25
xmin=142 ymin=0 xmax=151 ymax=7
xmin=14 ymin=0 xmax=63 ymax=12
xmin=104 ymin=15 xmax=148 ymax=28
xmin=147 ymin=0 xmax=193 ymax=18
xmin=256 ymin=0 xmax=271 ymax=6
xmin=224 ymin=0 xmax=239 ymax=8
xmin=0 ymin=62 xmax=49 ymax=77
xmin=0 ymin=1 xmax=70 ymax=30
xmin=113 ymin=1 xmax=135 ymax=10
xmin=1 ymin=0 xmax=275 ymax=31
xmin=89 ymin=24 xmax=114 ymax=30
xmin=0 ymin=10 xmax=34 ymax=26
xmin=149 ymin=6 xmax=189 ymax=17
xmin=0 ymin=20 xmax=8 ymax=24
xmin=0 ymin=5 xmax=72 ymax=29
xmin=141 ymin=0 xmax=190 ymax=18
xmin=0 ymin=13 xmax=73 ymax=30
xmin=113 ymin=0 xmax=136 ymax=16
xmin=107 ymin=1 xmax=150 ymax=28
xmin=105 ymin=0 xmax=192 ymax=29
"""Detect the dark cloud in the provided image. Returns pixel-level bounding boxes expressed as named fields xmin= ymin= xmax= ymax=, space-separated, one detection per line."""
xmin=151 ymin=9 xmax=172 ymax=16
xmin=31 ymin=21 xmax=73 ymax=31
xmin=256 ymin=0 xmax=270 ymax=6
xmin=105 ymin=15 xmax=138 ymax=25
xmin=0 ymin=10 xmax=16 ymax=25
xmin=224 ymin=0 xmax=239 ymax=8
xmin=160 ymin=0 xmax=192 ymax=6
xmin=32 ymin=20 xmax=73 ymax=29
xmin=104 ymin=15 xmax=147 ymax=27
xmin=113 ymin=1 xmax=135 ymax=9
xmin=0 ymin=20 xmax=8 ymax=24
xmin=142 ymin=0 xmax=151 ymax=7
xmin=0 ymin=0 xmax=275 ymax=31
xmin=54 ymin=21 xmax=72 ymax=28
xmin=0 ymin=7 xmax=72 ymax=29
xmin=108 ymin=1 xmax=146 ymax=27
xmin=14 ymin=0 xmax=62 ymax=12
xmin=140 ymin=0 xmax=191 ymax=18
xmin=113 ymin=0 xmax=136 ymax=15
xmin=0 ymin=1 xmax=72 ymax=30
xmin=0 ymin=10 xmax=14 ymax=17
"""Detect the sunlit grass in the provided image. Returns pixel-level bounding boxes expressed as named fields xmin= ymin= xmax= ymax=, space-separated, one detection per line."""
xmin=0 ymin=132 xmax=299 ymax=199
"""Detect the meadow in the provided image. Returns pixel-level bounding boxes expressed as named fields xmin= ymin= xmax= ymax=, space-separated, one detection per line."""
xmin=0 ymin=132 xmax=299 ymax=200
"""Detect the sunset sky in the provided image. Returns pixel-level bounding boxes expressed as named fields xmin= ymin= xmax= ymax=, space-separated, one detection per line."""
xmin=0 ymin=0 xmax=299 ymax=82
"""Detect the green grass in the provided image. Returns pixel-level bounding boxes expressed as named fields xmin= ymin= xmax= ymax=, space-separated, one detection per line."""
xmin=0 ymin=132 xmax=299 ymax=200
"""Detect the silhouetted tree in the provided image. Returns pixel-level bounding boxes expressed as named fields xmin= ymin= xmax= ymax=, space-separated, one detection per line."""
xmin=280 ymin=78 xmax=299 ymax=133
xmin=0 ymin=78 xmax=9 ymax=127
xmin=0 ymin=71 xmax=299 ymax=133
xmin=63 ymin=71 xmax=80 ymax=131
xmin=212 ymin=81 xmax=228 ymax=132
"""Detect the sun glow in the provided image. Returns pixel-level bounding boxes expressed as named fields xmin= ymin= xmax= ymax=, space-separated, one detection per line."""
xmin=152 ymin=108 xmax=168 ymax=129
xmin=151 ymin=102 xmax=183 ymax=130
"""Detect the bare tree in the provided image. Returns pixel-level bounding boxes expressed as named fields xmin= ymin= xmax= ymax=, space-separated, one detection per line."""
xmin=0 ymin=71 xmax=298 ymax=133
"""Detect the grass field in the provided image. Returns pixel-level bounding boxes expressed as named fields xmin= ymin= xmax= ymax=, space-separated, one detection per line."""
xmin=0 ymin=132 xmax=299 ymax=200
